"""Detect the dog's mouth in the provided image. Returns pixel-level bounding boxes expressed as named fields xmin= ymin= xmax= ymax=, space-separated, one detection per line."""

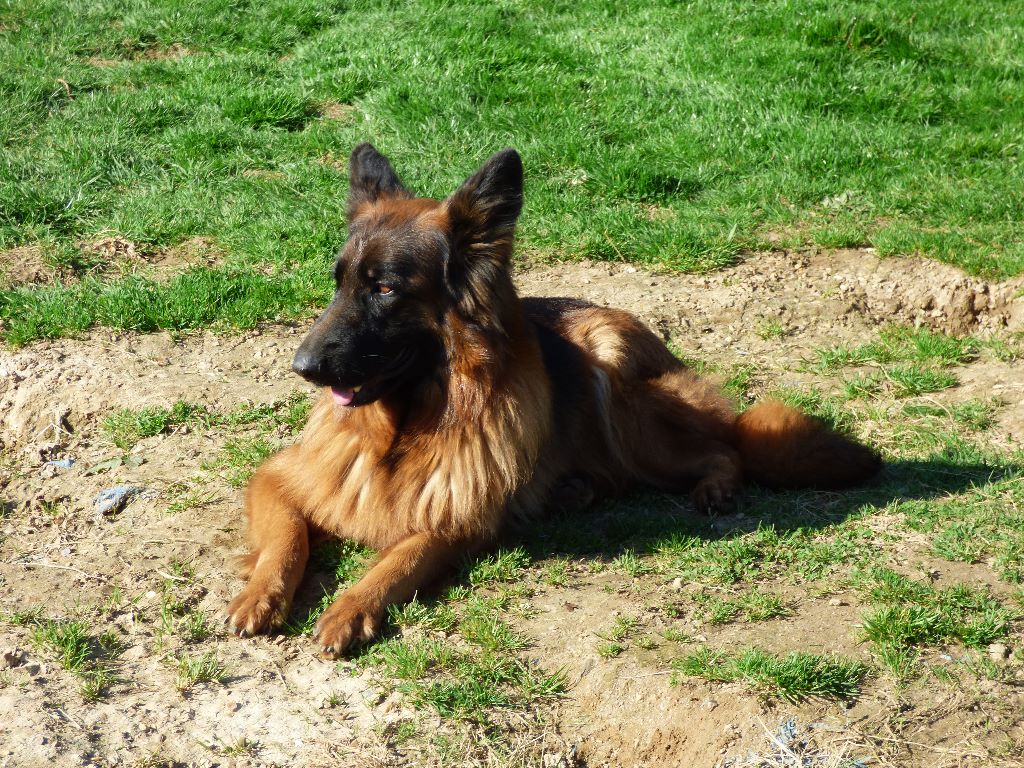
xmin=326 ymin=349 xmax=418 ymax=408
xmin=330 ymin=384 xmax=364 ymax=407
xmin=330 ymin=385 xmax=358 ymax=406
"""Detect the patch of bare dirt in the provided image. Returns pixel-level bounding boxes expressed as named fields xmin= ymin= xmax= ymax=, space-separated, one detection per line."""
xmin=318 ymin=152 xmax=351 ymax=173
xmin=523 ymin=578 xmax=767 ymax=768
xmin=0 ymin=245 xmax=67 ymax=290
xmin=0 ymin=237 xmax=226 ymax=291
xmin=317 ymin=101 xmax=360 ymax=123
xmin=0 ymin=326 xmax=301 ymax=449
xmin=1 ymin=250 xmax=1023 ymax=767
xmin=526 ymin=573 xmax=1023 ymax=768
xmin=139 ymin=43 xmax=192 ymax=61
xmin=81 ymin=235 xmax=224 ymax=282
xmin=516 ymin=247 xmax=1024 ymax=357
xmin=241 ymin=169 xmax=287 ymax=182
xmin=146 ymin=236 xmax=225 ymax=278
xmin=86 ymin=43 xmax=193 ymax=68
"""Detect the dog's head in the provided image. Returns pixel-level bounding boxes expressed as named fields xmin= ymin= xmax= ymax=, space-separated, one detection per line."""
xmin=291 ymin=143 xmax=524 ymax=407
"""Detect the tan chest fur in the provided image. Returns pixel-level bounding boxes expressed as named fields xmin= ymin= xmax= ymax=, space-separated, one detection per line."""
xmin=274 ymin=362 xmax=552 ymax=550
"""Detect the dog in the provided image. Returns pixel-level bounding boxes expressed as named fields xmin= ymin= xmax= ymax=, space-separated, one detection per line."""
xmin=225 ymin=144 xmax=881 ymax=655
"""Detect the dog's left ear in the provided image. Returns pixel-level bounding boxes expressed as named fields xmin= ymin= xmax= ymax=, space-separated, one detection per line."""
xmin=446 ymin=148 xmax=523 ymax=265
xmin=444 ymin=149 xmax=523 ymax=320
xmin=347 ymin=143 xmax=412 ymax=221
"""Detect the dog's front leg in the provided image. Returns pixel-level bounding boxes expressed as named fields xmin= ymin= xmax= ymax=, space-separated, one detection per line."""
xmin=226 ymin=455 xmax=309 ymax=637
xmin=314 ymin=531 xmax=465 ymax=657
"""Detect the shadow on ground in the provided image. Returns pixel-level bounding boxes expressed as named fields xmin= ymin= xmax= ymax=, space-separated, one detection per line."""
xmin=520 ymin=456 xmax=1022 ymax=559
xmin=280 ymin=453 xmax=1021 ymax=637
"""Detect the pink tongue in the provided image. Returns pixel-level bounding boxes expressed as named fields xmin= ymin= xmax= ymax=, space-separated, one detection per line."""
xmin=331 ymin=387 xmax=355 ymax=406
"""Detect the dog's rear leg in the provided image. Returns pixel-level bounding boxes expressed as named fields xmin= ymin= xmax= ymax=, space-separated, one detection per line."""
xmin=314 ymin=531 xmax=468 ymax=657
xmin=635 ymin=439 xmax=743 ymax=514
xmin=226 ymin=455 xmax=309 ymax=637
xmin=687 ymin=447 xmax=743 ymax=513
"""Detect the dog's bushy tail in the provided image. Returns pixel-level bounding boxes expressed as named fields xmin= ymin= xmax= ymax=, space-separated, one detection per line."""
xmin=735 ymin=399 xmax=881 ymax=490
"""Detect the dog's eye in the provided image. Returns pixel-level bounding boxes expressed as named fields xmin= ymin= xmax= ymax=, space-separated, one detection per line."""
xmin=375 ymin=284 xmax=394 ymax=296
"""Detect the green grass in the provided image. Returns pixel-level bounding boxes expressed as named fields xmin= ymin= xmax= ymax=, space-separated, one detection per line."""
xmin=103 ymin=393 xmax=312 ymax=451
xmin=2 ymin=0 xmax=1024 ymax=344
xmin=693 ymin=589 xmax=790 ymax=625
xmin=354 ymin=581 xmax=565 ymax=724
xmin=102 ymin=399 xmax=213 ymax=449
xmin=0 ymin=266 xmax=328 ymax=346
xmin=855 ymin=567 xmax=1020 ymax=682
xmin=886 ymin=365 xmax=958 ymax=397
xmin=174 ymin=651 xmax=228 ymax=690
xmin=596 ymin=641 xmax=626 ymax=659
xmin=173 ymin=393 xmax=315 ymax=486
xmin=465 ymin=548 xmax=530 ymax=587
xmin=901 ymin=399 xmax=998 ymax=432
xmin=407 ymin=654 xmax=565 ymax=723
xmin=540 ymin=558 xmax=572 ymax=587
xmin=611 ymin=549 xmax=652 ymax=577
xmin=842 ymin=364 xmax=960 ymax=399
xmin=897 ymin=475 xmax=1024 ymax=583
xmin=756 ymin=319 xmax=786 ymax=341
xmin=217 ymin=436 xmax=276 ymax=486
xmin=595 ymin=614 xmax=640 ymax=657
xmin=812 ymin=325 xmax=980 ymax=373
xmin=32 ymin=618 xmax=92 ymax=671
xmin=657 ymin=523 xmax=880 ymax=586
xmin=26 ymin=616 xmax=124 ymax=699
xmin=672 ymin=646 xmax=868 ymax=702
xmin=283 ymin=538 xmax=374 ymax=635
xmin=332 ymin=560 xmax=555 ymax=726
xmin=177 ymin=609 xmax=214 ymax=643
xmin=459 ymin=600 xmax=528 ymax=653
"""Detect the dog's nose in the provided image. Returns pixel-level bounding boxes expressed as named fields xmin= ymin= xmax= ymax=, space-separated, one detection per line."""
xmin=291 ymin=348 xmax=322 ymax=380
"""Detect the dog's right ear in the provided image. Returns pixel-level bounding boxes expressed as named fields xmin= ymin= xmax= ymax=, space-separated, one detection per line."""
xmin=346 ymin=143 xmax=411 ymax=221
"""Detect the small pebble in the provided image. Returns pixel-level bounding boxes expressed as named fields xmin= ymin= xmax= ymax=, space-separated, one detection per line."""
xmin=988 ymin=643 xmax=1010 ymax=663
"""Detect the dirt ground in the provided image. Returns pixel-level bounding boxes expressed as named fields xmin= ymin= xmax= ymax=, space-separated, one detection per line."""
xmin=1 ymin=247 xmax=1023 ymax=767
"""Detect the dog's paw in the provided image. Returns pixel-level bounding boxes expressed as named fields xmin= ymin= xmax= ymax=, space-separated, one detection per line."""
xmin=691 ymin=475 xmax=738 ymax=514
xmin=225 ymin=586 xmax=287 ymax=638
xmin=313 ymin=592 xmax=381 ymax=657
xmin=552 ymin=475 xmax=595 ymax=513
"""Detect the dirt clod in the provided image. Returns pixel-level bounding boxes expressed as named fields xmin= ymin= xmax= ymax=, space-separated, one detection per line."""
xmin=988 ymin=643 xmax=1011 ymax=662
xmin=1 ymin=648 xmax=26 ymax=669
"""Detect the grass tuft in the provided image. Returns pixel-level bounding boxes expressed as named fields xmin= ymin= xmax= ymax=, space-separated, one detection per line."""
xmin=672 ymin=646 xmax=868 ymax=702
xmin=174 ymin=651 xmax=228 ymax=690
xmin=466 ymin=548 xmax=530 ymax=587
xmin=28 ymin=616 xmax=123 ymax=699
xmin=856 ymin=568 xmax=1020 ymax=682
xmin=694 ymin=589 xmax=789 ymax=625
xmin=813 ymin=326 xmax=979 ymax=373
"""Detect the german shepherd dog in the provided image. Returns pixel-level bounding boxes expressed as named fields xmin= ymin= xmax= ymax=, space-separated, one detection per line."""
xmin=226 ymin=144 xmax=881 ymax=655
